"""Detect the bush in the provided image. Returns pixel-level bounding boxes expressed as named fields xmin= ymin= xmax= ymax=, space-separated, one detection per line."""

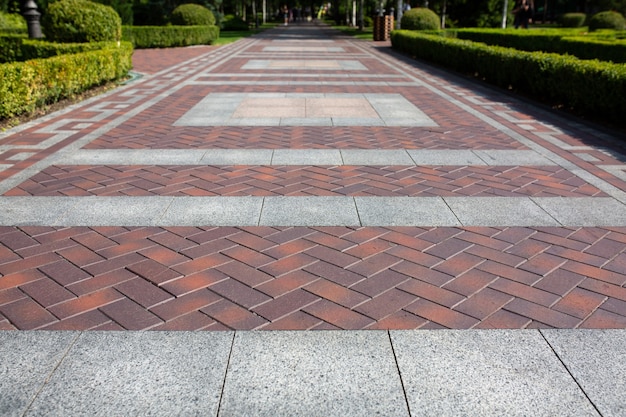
xmin=42 ymin=0 xmax=122 ymax=43
xmin=0 ymin=12 xmax=27 ymax=31
xmin=122 ymin=25 xmax=219 ymax=48
xmin=391 ymin=30 xmax=626 ymax=125
xmin=401 ymin=8 xmax=440 ymax=30
xmin=560 ymin=12 xmax=586 ymax=28
xmin=0 ymin=41 xmax=132 ymax=119
xmin=363 ymin=15 xmax=373 ymax=27
xmin=170 ymin=3 xmax=215 ymax=26
xmin=221 ymin=14 xmax=249 ymax=31
xmin=0 ymin=34 xmax=23 ymax=63
xmin=588 ymin=11 xmax=626 ymax=31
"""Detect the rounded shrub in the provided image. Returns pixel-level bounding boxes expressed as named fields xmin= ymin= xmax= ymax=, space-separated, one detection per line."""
xmin=170 ymin=4 xmax=216 ymax=26
xmin=42 ymin=0 xmax=121 ymax=42
xmin=560 ymin=12 xmax=586 ymax=28
xmin=401 ymin=8 xmax=440 ymax=30
xmin=588 ymin=10 xmax=626 ymax=31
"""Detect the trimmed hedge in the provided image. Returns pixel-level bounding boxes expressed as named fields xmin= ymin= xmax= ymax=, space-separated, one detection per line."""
xmin=390 ymin=30 xmax=626 ymax=124
xmin=401 ymin=8 xmax=440 ymax=30
xmin=560 ymin=13 xmax=586 ymax=28
xmin=122 ymin=25 xmax=219 ymax=48
xmin=42 ymin=0 xmax=122 ymax=43
xmin=589 ymin=11 xmax=626 ymax=31
xmin=171 ymin=3 xmax=216 ymax=26
xmin=448 ymin=28 xmax=626 ymax=63
xmin=0 ymin=34 xmax=23 ymax=63
xmin=0 ymin=41 xmax=132 ymax=119
xmin=1 ymin=36 xmax=113 ymax=62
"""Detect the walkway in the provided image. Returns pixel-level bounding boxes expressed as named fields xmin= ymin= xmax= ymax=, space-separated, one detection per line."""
xmin=1 ymin=22 xmax=626 ymax=415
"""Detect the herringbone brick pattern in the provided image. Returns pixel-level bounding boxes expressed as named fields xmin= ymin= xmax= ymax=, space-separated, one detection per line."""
xmin=1 ymin=225 xmax=626 ymax=331
xmin=132 ymin=45 xmax=218 ymax=74
xmin=8 ymin=165 xmax=606 ymax=198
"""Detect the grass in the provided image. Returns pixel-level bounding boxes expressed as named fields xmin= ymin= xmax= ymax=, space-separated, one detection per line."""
xmin=331 ymin=24 xmax=374 ymax=40
xmin=213 ymin=23 xmax=278 ymax=45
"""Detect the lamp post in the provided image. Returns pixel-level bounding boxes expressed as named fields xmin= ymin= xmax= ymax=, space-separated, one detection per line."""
xmin=22 ymin=0 xmax=43 ymax=38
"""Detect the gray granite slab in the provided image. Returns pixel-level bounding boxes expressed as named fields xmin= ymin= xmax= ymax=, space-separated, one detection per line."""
xmin=56 ymin=149 xmax=208 ymax=165
xmin=53 ymin=196 xmax=173 ymax=226
xmin=542 ymin=329 xmax=626 ymax=417
xmin=341 ymin=149 xmax=414 ymax=165
xmin=0 ymin=197 xmax=76 ymax=225
xmin=533 ymin=197 xmax=626 ymax=226
xmin=356 ymin=196 xmax=460 ymax=226
xmin=445 ymin=196 xmax=561 ymax=226
xmin=271 ymin=149 xmax=342 ymax=165
xmin=0 ymin=332 xmax=78 ymax=417
xmin=474 ymin=150 xmax=556 ymax=166
xmin=407 ymin=149 xmax=487 ymax=165
xmin=160 ymin=196 xmax=263 ymax=226
xmin=26 ymin=332 xmax=233 ymax=417
xmin=201 ymin=149 xmax=273 ymax=165
xmin=220 ymin=331 xmax=408 ymax=417
xmin=391 ymin=330 xmax=599 ymax=417
xmin=260 ymin=196 xmax=359 ymax=226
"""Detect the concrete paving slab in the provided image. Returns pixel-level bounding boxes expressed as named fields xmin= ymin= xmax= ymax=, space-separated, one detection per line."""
xmin=201 ymin=149 xmax=274 ymax=165
xmin=390 ymin=330 xmax=599 ymax=417
xmin=341 ymin=149 xmax=414 ymax=165
xmin=260 ymin=196 xmax=359 ymax=226
xmin=271 ymin=149 xmax=342 ymax=165
xmin=26 ymin=332 xmax=233 ymax=416
xmin=54 ymin=196 xmax=173 ymax=226
xmin=533 ymin=197 xmax=626 ymax=226
xmin=474 ymin=150 xmax=557 ymax=166
xmin=542 ymin=329 xmax=626 ymax=417
xmin=220 ymin=331 xmax=408 ymax=416
xmin=407 ymin=149 xmax=487 ymax=165
xmin=0 ymin=331 xmax=77 ymax=417
xmin=56 ymin=149 xmax=208 ymax=165
xmin=0 ymin=197 xmax=76 ymax=225
xmin=161 ymin=196 xmax=263 ymax=226
xmin=445 ymin=196 xmax=561 ymax=226
xmin=355 ymin=196 xmax=461 ymax=226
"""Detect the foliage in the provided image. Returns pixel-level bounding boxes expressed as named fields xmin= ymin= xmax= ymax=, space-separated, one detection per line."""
xmin=170 ymin=3 xmax=215 ymax=26
xmin=391 ymin=30 xmax=626 ymax=125
xmin=560 ymin=13 xmax=587 ymax=27
xmin=0 ymin=12 xmax=25 ymax=30
xmin=93 ymin=0 xmax=133 ymax=25
xmin=221 ymin=14 xmax=248 ymax=31
xmin=588 ymin=10 xmax=626 ymax=31
xmin=363 ymin=15 xmax=373 ymax=27
xmin=122 ymin=24 xmax=219 ymax=48
xmin=401 ymin=8 xmax=440 ymax=30
xmin=132 ymin=0 xmax=167 ymax=26
xmin=0 ymin=34 xmax=22 ymax=62
xmin=0 ymin=41 xmax=132 ymax=119
xmin=41 ymin=0 xmax=122 ymax=43
xmin=1 ymin=36 xmax=110 ymax=62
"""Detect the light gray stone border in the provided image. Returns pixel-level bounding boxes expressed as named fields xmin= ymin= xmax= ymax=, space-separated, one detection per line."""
xmin=1 ymin=196 xmax=624 ymax=227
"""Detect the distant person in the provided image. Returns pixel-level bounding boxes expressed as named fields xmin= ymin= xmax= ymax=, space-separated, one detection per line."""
xmin=283 ymin=5 xmax=289 ymax=25
xmin=513 ymin=0 xmax=533 ymax=28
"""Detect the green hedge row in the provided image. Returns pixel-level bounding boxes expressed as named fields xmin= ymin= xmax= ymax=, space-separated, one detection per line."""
xmin=122 ymin=25 xmax=219 ymax=48
xmin=390 ymin=30 xmax=626 ymax=124
xmin=449 ymin=29 xmax=626 ymax=63
xmin=1 ymin=35 xmax=113 ymax=63
xmin=0 ymin=41 xmax=133 ymax=119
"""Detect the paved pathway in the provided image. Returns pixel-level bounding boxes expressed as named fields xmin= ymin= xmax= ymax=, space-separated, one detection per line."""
xmin=2 ymin=23 xmax=626 ymax=331
xmin=2 ymin=21 xmax=626 ymax=416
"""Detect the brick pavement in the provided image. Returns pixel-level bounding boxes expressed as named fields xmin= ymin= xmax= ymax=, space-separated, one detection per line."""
xmin=1 ymin=23 xmax=626 ymax=331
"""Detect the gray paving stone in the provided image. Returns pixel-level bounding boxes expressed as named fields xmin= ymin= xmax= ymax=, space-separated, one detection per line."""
xmin=161 ymin=196 xmax=263 ymax=226
xmin=271 ymin=149 xmax=342 ymax=165
xmin=0 ymin=197 xmax=76 ymax=225
xmin=474 ymin=150 xmax=556 ymax=166
xmin=533 ymin=197 xmax=626 ymax=226
xmin=54 ymin=196 xmax=173 ymax=226
xmin=407 ymin=149 xmax=487 ymax=165
xmin=201 ymin=149 xmax=273 ymax=165
xmin=260 ymin=196 xmax=359 ymax=226
xmin=220 ymin=331 xmax=408 ymax=417
xmin=445 ymin=196 xmax=561 ymax=226
xmin=57 ymin=149 xmax=207 ymax=165
xmin=390 ymin=330 xmax=599 ymax=417
xmin=0 ymin=332 xmax=78 ymax=417
xmin=542 ymin=329 xmax=626 ymax=417
xmin=26 ymin=332 xmax=233 ymax=417
xmin=279 ymin=117 xmax=332 ymax=126
xmin=356 ymin=196 xmax=461 ymax=226
xmin=341 ymin=149 xmax=414 ymax=165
